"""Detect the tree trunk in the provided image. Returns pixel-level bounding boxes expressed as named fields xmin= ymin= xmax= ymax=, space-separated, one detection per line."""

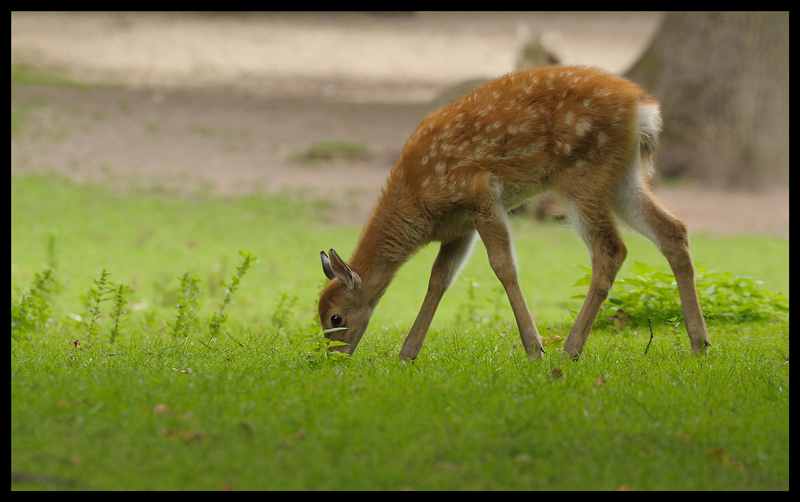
xmin=626 ymin=12 xmax=789 ymax=189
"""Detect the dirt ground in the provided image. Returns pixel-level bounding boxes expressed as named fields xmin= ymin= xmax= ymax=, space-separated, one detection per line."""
xmin=11 ymin=12 xmax=789 ymax=236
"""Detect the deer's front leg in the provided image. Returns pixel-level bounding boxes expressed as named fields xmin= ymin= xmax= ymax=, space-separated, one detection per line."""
xmin=399 ymin=232 xmax=477 ymax=360
xmin=471 ymin=211 xmax=545 ymax=360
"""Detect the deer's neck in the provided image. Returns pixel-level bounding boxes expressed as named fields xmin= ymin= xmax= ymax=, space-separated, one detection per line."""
xmin=348 ymin=185 xmax=428 ymax=309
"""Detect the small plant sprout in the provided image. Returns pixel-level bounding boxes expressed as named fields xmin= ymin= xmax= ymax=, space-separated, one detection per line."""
xmin=303 ymin=327 xmax=350 ymax=361
xmin=11 ymin=266 xmax=56 ymax=337
xmin=169 ymin=272 xmax=202 ymax=339
xmin=208 ymin=251 xmax=256 ymax=339
xmin=85 ymin=269 xmax=112 ymax=344
xmin=46 ymin=230 xmax=58 ymax=270
xmin=270 ymin=292 xmax=298 ymax=332
xmin=109 ymin=282 xmax=133 ymax=344
xmin=454 ymin=276 xmax=481 ymax=327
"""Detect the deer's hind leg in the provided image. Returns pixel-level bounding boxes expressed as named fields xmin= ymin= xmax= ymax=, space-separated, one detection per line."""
xmin=613 ymin=168 xmax=711 ymax=354
xmin=561 ymin=192 xmax=628 ymax=359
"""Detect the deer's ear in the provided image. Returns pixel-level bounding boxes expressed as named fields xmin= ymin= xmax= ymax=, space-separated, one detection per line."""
xmin=320 ymin=250 xmax=336 ymax=281
xmin=328 ymin=249 xmax=362 ymax=291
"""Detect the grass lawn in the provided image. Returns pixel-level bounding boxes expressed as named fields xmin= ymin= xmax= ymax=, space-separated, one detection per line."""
xmin=11 ymin=175 xmax=789 ymax=490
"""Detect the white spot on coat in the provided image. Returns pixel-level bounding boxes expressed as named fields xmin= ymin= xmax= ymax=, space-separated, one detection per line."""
xmin=575 ymin=119 xmax=591 ymax=137
xmin=512 ymin=141 xmax=543 ymax=157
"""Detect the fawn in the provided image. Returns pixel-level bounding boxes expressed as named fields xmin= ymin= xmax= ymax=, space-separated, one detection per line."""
xmin=319 ymin=66 xmax=711 ymax=360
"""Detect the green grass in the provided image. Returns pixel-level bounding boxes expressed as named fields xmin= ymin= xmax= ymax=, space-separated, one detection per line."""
xmin=11 ymin=175 xmax=789 ymax=490
xmin=289 ymin=140 xmax=370 ymax=164
xmin=11 ymin=63 xmax=96 ymax=88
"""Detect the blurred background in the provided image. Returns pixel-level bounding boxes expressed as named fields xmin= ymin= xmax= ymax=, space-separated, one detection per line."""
xmin=11 ymin=11 xmax=789 ymax=235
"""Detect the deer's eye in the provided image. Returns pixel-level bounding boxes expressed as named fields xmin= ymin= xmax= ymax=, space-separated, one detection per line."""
xmin=331 ymin=315 xmax=342 ymax=327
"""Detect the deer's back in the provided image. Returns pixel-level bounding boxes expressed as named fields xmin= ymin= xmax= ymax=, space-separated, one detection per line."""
xmin=390 ymin=67 xmax=654 ymax=212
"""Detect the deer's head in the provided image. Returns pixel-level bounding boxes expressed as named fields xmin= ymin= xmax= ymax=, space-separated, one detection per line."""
xmin=318 ymin=249 xmax=373 ymax=355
